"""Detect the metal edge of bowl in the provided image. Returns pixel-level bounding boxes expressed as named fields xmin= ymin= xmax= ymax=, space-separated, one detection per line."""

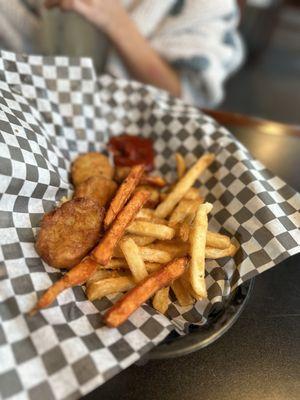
xmin=147 ymin=279 xmax=255 ymax=360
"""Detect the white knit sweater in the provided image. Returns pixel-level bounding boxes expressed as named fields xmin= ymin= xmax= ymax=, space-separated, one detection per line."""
xmin=0 ymin=0 xmax=244 ymax=107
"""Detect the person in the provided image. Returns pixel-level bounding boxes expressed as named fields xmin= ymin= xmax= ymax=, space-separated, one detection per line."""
xmin=0 ymin=0 xmax=244 ymax=107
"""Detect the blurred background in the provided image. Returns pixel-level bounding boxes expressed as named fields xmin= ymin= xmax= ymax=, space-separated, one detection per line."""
xmin=222 ymin=0 xmax=300 ymax=124
xmin=0 ymin=0 xmax=299 ymax=125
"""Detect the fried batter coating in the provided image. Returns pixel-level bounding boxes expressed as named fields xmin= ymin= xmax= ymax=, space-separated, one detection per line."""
xmin=71 ymin=153 xmax=114 ymax=186
xmin=74 ymin=176 xmax=117 ymax=208
xmin=35 ymin=198 xmax=104 ymax=269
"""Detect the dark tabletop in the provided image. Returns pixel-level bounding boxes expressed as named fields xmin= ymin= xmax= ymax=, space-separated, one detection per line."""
xmin=84 ymin=118 xmax=300 ymax=400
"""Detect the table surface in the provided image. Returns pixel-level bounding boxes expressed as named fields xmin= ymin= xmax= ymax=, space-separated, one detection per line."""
xmin=84 ymin=117 xmax=300 ymax=400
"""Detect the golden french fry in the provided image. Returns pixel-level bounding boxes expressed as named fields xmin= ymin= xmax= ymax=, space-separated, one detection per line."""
xmin=104 ymin=257 xmax=188 ymax=327
xmin=175 ymin=153 xmax=186 ymax=179
xmin=136 ymin=209 xmax=168 ymax=225
xmin=93 ymin=190 xmax=149 ymax=265
xmin=105 ymin=259 xmax=162 ymax=274
xmin=105 ymin=258 xmax=128 ymax=269
xmin=155 ymin=153 xmax=215 ymax=218
xmin=169 ymin=199 xmax=202 ymax=226
xmin=205 ymin=243 xmax=238 ymax=259
xmin=180 ymin=271 xmax=203 ymax=301
xmin=184 ymin=188 xmax=203 ymax=201
xmin=135 ymin=185 xmax=160 ymax=208
xmin=152 ymin=287 xmax=170 ymax=314
xmin=86 ymin=275 xmax=134 ymax=301
xmin=171 ymin=278 xmax=194 ymax=306
xmin=123 ymin=234 xmax=156 ymax=246
xmin=176 ymin=221 xmax=191 ymax=242
xmin=148 ymin=240 xmax=189 ymax=259
xmin=139 ymin=247 xmax=172 ymax=263
xmin=190 ymin=202 xmax=213 ymax=298
xmin=126 ymin=220 xmax=175 ymax=240
xmin=141 ymin=175 xmax=167 ymax=188
xmin=114 ymin=246 xmax=172 ymax=263
xmin=120 ymin=238 xmax=148 ymax=282
xmin=144 ymin=262 xmax=163 ymax=273
xmin=87 ymin=269 xmax=119 ymax=285
xmin=104 ymin=164 xmax=145 ymax=229
xmin=206 ymin=231 xmax=231 ymax=250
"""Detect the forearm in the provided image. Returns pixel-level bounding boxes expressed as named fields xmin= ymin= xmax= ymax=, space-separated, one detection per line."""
xmin=105 ymin=10 xmax=181 ymax=97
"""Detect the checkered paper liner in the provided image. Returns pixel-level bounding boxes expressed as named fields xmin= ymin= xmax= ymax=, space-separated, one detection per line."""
xmin=0 ymin=50 xmax=299 ymax=400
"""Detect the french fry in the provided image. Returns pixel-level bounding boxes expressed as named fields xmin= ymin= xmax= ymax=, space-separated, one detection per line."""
xmin=145 ymin=262 xmax=162 ymax=273
xmin=155 ymin=153 xmax=215 ymax=218
xmin=175 ymin=153 xmax=186 ymax=179
xmin=205 ymin=243 xmax=238 ymax=259
xmin=180 ymin=270 xmax=203 ymax=301
xmin=135 ymin=185 xmax=160 ymax=208
xmin=206 ymin=231 xmax=231 ymax=250
xmin=120 ymin=238 xmax=148 ymax=282
xmin=169 ymin=199 xmax=202 ymax=226
xmin=176 ymin=221 xmax=191 ymax=242
xmin=93 ymin=190 xmax=149 ymax=265
xmin=184 ymin=188 xmax=202 ymax=201
xmin=31 ymin=256 xmax=99 ymax=313
xmin=126 ymin=220 xmax=175 ymax=240
xmin=104 ymin=257 xmax=188 ymax=327
xmin=148 ymin=240 xmax=189 ymax=259
xmin=136 ymin=208 xmax=168 ymax=224
xmin=87 ymin=269 xmax=119 ymax=285
xmin=123 ymin=234 xmax=156 ymax=246
xmin=190 ymin=202 xmax=213 ymax=298
xmin=105 ymin=258 xmax=129 ymax=269
xmin=139 ymin=247 xmax=172 ymax=263
xmin=105 ymin=259 xmax=162 ymax=274
xmin=152 ymin=287 xmax=170 ymax=314
xmin=104 ymin=164 xmax=145 ymax=229
xmin=87 ymin=275 xmax=135 ymax=301
xmin=171 ymin=278 xmax=194 ymax=306
xmin=141 ymin=175 xmax=167 ymax=188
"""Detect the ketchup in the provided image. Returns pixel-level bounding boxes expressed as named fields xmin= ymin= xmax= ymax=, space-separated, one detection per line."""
xmin=108 ymin=134 xmax=154 ymax=172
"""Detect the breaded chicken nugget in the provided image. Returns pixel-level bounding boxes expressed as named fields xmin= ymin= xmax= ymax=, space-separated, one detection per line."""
xmin=71 ymin=153 xmax=114 ymax=186
xmin=74 ymin=176 xmax=117 ymax=208
xmin=35 ymin=198 xmax=104 ymax=269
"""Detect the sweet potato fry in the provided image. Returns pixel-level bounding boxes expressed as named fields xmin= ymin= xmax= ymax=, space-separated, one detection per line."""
xmin=152 ymin=287 xmax=170 ymax=314
xmin=190 ymin=202 xmax=213 ymax=298
xmin=104 ymin=164 xmax=145 ymax=229
xmin=155 ymin=153 xmax=215 ymax=218
xmin=93 ymin=190 xmax=150 ymax=265
xmin=30 ymin=256 xmax=99 ymax=313
xmin=126 ymin=220 xmax=175 ymax=240
xmin=104 ymin=257 xmax=188 ymax=327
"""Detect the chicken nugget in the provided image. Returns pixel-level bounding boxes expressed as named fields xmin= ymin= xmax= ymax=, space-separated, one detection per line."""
xmin=74 ymin=176 xmax=117 ymax=208
xmin=71 ymin=153 xmax=114 ymax=186
xmin=35 ymin=198 xmax=104 ymax=269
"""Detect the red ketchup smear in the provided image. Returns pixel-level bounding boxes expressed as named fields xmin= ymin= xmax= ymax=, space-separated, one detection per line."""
xmin=108 ymin=134 xmax=154 ymax=172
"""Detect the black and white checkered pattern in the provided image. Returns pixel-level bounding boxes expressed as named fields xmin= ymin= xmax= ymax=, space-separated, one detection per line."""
xmin=0 ymin=50 xmax=299 ymax=399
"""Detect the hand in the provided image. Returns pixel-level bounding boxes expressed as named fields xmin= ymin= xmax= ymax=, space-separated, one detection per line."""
xmin=44 ymin=0 xmax=127 ymax=34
